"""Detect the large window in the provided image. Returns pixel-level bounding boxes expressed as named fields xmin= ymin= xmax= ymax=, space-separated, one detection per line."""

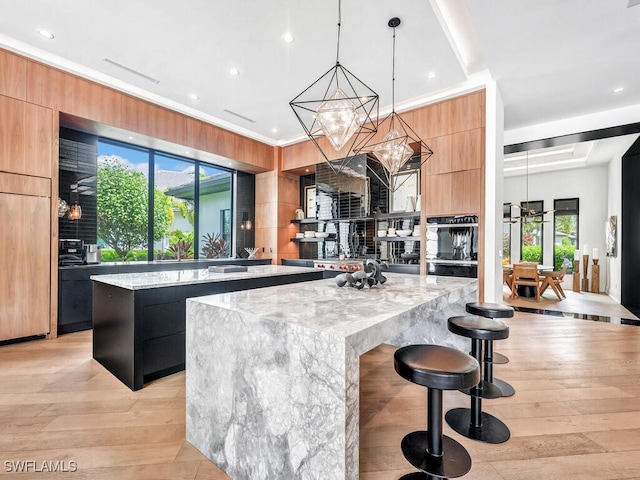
xmin=520 ymin=200 xmax=543 ymax=263
xmin=154 ymin=153 xmax=195 ymax=260
xmin=554 ymin=198 xmax=579 ymax=272
xmin=97 ymin=141 xmax=150 ymax=262
xmin=198 ymin=164 xmax=232 ymax=259
xmin=97 ymin=139 xmax=233 ymax=262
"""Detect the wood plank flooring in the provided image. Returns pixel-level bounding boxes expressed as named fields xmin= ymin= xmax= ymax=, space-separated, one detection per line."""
xmin=1 ymin=307 xmax=639 ymax=479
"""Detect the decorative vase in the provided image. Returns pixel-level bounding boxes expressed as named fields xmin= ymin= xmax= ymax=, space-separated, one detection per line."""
xmin=405 ymin=196 xmax=417 ymax=212
xmin=244 ymin=247 xmax=259 ymax=260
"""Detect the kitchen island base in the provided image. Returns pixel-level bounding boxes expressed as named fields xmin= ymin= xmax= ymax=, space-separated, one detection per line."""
xmin=186 ymin=274 xmax=477 ymax=480
xmin=92 ymin=266 xmax=323 ymax=391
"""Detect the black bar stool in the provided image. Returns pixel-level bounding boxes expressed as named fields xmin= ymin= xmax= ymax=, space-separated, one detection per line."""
xmin=445 ymin=316 xmax=511 ymax=444
xmin=466 ymin=302 xmax=515 ymax=397
xmin=394 ymin=344 xmax=480 ymax=479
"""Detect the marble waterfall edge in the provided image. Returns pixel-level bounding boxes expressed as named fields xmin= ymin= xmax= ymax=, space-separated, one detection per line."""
xmin=185 ymin=274 xmax=477 ymax=480
xmin=186 ymin=302 xmax=350 ymax=479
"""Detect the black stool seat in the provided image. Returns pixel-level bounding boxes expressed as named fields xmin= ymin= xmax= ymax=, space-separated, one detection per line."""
xmin=466 ymin=302 xmax=514 ymax=319
xmin=448 ymin=316 xmax=509 ymax=341
xmin=394 ymin=344 xmax=480 ymax=391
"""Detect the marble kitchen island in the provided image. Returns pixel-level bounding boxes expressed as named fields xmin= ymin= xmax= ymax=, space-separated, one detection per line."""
xmin=186 ymin=273 xmax=477 ymax=480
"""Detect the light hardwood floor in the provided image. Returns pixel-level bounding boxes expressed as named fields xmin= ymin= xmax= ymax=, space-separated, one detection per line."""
xmin=1 ymin=306 xmax=639 ymax=479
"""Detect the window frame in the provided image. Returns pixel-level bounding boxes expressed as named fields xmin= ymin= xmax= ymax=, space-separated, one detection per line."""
xmin=553 ymin=197 xmax=580 ymax=272
xmin=519 ymin=200 xmax=544 ymax=263
xmin=97 ymin=137 xmax=234 ymax=261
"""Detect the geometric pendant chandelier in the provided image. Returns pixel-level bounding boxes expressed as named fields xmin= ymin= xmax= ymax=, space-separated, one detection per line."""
xmin=506 ymin=151 xmax=554 ymax=224
xmin=289 ymin=0 xmax=379 ymax=174
xmin=353 ymin=17 xmax=433 ymax=192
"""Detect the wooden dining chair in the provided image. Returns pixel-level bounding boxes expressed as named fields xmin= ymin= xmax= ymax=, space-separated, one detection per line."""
xmin=539 ymin=264 xmax=569 ymax=300
xmin=510 ymin=263 xmax=541 ymax=301
xmin=503 ymin=268 xmax=513 ymax=289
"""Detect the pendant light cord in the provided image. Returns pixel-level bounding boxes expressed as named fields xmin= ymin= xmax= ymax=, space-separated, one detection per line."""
xmin=391 ymin=25 xmax=396 ymax=112
xmin=525 ymin=151 xmax=529 ymax=214
xmin=335 ymin=0 xmax=342 ymax=64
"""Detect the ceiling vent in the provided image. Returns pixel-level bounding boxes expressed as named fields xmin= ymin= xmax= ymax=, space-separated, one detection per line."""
xmin=223 ymin=109 xmax=256 ymax=124
xmin=103 ymin=58 xmax=160 ymax=84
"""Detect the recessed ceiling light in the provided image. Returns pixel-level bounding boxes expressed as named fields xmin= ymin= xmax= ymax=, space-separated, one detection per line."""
xmin=305 ymin=168 xmax=310 ymax=173
xmin=128 ymin=136 xmax=133 ymax=140
xmin=185 ymin=151 xmax=190 ymax=155
xmin=229 ymin=68 xmax=240 ymax=76
xmin=612 ymin=87 xmax=624 ymax=93
xmin=282 ymin=32 xmax=294 ymax=44
xmin=37 ymin=28 xmax=54 ymax=40
xmin=189 ymin=94 xmax=199 ymax=100
xmin=426 ymin=72 xmax=437 ymax=79
xmin=360 ymin=96 xmax=369 ymax=102
xmin=271 ymin=128 xmax=278 ymax=134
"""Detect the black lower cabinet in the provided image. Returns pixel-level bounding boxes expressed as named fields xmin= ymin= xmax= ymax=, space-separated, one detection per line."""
xmin=58 ymin=259 xmax=271 ymax=334
xmin=92 ymin=270 xmax=322 ymax=391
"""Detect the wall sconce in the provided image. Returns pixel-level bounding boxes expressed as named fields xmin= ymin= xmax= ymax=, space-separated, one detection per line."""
xmin=240 ymin=211 xmax=252 ymax=230
xmin=68 ymin=203 xmax=82 ymax=220
xmin=67 ymin=182 xmax=82 ymax=220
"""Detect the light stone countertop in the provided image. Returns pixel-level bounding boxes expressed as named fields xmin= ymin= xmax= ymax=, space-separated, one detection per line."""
xmin=189 ymin=273 xmax=477 ymax=355
xmin=90 ymin=265 xmax=317 ymax=290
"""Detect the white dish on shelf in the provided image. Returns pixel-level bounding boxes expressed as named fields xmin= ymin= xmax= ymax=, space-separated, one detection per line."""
xmin=314 ymin=232 xmax=329 ymax=238
xmin=396 ymin=229 xmax=412 ymax=237
xmin=386 ymin=233 xmax=397 ymax=237
xmin=304 ymin=231 xmax=316 ymax=237
xmin=377 ymin=230 xmax=386 ymax=237
xmin=295 ymin=233 xmax=304 ymax=239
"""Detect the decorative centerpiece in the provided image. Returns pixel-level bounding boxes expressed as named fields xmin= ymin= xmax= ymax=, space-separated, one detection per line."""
xmin=244 ymin=247 xmax=259 ymax=259
xmin=57 ymin=197 xmax=70 ymax=217
xmin=335 ymin=260 xmax=388 ymax=289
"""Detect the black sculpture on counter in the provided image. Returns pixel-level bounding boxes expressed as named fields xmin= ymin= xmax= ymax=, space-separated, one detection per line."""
xmin=335 ymin=260 xmax=388 ymax=290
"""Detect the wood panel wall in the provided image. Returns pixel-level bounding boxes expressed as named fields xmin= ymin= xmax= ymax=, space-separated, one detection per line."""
xmin=0 ymin=47 xmax=276 ymax=340
xmin=254 ymin=148 xmax=300 ymax=265
xmin=281 ymin=90 xmax=486 ymax=298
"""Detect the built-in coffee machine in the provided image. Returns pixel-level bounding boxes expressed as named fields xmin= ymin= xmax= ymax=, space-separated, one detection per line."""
xmin=58 ymin=239 xmax=85 ymax=266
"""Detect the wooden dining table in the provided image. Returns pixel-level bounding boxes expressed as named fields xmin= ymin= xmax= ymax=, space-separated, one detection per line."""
xmin=503 ymin=264 xmax=554 ymax=297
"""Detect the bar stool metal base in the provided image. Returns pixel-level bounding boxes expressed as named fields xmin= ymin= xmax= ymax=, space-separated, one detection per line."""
xmin=459 ymin=379 xmax=503 ymax=399
xmin=398 ymin=472 xmax=444 ymax=480
xmin=493 ymin=377 xmax=515 ymax=397
xmin=469 ymin=350 xmax=508 ymax=364
xmin=401 ymin=430 xmax=472 ymax=478
xmin=445 ymin=408 xmax=510 ymax=444
xmin=491 ymin=351 xmax=509 ymax=364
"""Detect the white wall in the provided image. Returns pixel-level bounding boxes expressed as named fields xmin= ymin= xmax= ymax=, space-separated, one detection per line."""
xmin=484 ymin=80 xmax=505 ymax=302
xmin=504 ymin=166 xmax=608 ymax=289
xmin=606 ymin=155 xmax=622 ymax=301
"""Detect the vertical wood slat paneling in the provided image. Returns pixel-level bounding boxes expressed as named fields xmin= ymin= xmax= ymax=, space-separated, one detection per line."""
xmin=0 ymin=172 xmax=50 ymax=196
xmin=424 ymin=170 xmax=482 ymax=217
xmin=26 ymin=62 xmax=122 ymax=127
xmin=0 ymin=50 xmax=27 ymax=100
xmin=49 ymin=111 xmax=60 ymax=339
xmin=281 ymin=90 xmax=486 ymax=171
xmin=18 ymin=49 xmax=273 ymax=172
xmin=0 ymin=94 xmax=53 ymax=178
xmin=185 ymin=116 xmax=274 ymax=171
xmin=121 ymin=95 xmax=187 ymax=146
xmin=0 ymin=192 xmax=51 ymax=341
